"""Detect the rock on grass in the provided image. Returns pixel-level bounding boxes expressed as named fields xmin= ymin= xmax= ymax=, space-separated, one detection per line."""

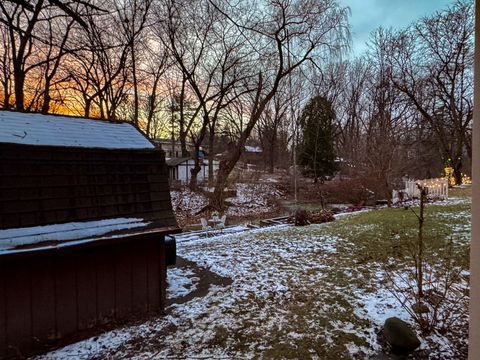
xmin=384 ymin=317 xmax=421 ymax=353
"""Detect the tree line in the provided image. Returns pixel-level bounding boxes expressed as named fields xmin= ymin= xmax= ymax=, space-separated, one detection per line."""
xmin=301 ymin=0 xmax=473 ymax=198
xmin=0 ymin=0 xmax=473 ymax=206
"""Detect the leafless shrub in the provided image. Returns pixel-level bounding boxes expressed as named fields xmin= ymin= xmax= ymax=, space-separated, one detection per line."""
xmin=289 ymin=209 xmax=335 ymax=226
xmin=384 ymin=242 xmax=469 ymax=335
xmin=384 ymin=186 xmax=468 ymax=336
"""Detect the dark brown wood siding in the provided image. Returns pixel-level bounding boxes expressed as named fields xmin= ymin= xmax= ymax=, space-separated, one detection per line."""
xmin=0 ymin=140 xmax=178 ymax=358
xmin=0 ymin=143 xmax=176 ymax=229
xmin=0 ymin=233 xmax=166 ymax=359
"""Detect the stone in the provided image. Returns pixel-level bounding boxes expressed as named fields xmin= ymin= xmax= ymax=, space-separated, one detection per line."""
xmin=383 ymin=317 xmax=421 ymax=353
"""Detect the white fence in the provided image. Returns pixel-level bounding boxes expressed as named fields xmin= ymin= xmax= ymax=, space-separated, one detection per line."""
xmin=393 ymin=178 xmax=448 ymax=203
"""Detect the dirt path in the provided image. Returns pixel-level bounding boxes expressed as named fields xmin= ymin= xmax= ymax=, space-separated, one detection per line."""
xmin=166 ymin=257 xmax=232 ymax=307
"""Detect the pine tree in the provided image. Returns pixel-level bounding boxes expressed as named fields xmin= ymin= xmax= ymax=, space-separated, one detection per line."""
xmin=297 ymin=96 xmax=337 ymax=183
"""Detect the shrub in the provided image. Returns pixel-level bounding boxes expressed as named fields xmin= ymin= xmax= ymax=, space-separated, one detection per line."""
xmin=309 ymin=209 xmax=335 ymax=223
xmin=289 ymin=209 xmax=310 ymax=226
xmin=289 ymin=209 xmax=335 ymax=226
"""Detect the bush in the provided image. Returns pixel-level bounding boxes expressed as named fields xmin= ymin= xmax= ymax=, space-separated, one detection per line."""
xmin=289 ymin=209 xmax=335 ymax=226
xmin=289 ymin=209 xmax=310 ymax=226
xmin=309 ymin=209 xmax=335 ymax=223
xmin=291 ymin=177 xmax=375 ymax=205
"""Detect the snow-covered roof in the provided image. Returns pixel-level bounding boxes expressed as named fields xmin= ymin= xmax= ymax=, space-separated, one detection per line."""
xmin=166 ymin=157 xmax=192 ymax=166
xmin=0 ymin=111 xmax=154 ymax=149
xmin=153 ymin=139 xmax=195 ymax=147
xmin=245 ymin=145 xmax=262 ymax=153
xmin=0 ymin=217 xmax=151 ymax=254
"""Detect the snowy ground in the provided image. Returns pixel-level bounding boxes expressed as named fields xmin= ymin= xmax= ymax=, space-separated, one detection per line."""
xmin=225 ymin=183 xmax=285 ymax=218
xmin=36 ymin=193 xmax=470 ymax=359
xmin=170 ymin=182 xmax=285 ymax=226
xmin=166 ymin=267 xmax=199 ymax=299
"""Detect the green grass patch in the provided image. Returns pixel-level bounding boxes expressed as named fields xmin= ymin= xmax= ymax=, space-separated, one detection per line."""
xmin=200 ymin=192 xmax=471 ymax=358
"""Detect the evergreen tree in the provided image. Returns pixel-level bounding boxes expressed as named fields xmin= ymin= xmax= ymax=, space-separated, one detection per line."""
xmin=297 ymin=95 xmax=337 ymax=183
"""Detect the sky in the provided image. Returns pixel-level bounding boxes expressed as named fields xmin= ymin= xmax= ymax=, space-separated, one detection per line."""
xmin=340 ymin=0 xmax=454 ymax=56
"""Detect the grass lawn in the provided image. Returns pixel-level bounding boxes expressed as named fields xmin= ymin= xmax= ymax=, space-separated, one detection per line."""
xmin=40 ymin=187 xmax=471 ymax=360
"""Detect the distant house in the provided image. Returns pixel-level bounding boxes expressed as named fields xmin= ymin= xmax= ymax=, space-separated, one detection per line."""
xmin=241 ymin=144 xmax=263 ymax=168
xmin=0 ymin=111 xmax=179 ymax=358
xmin=166 ymin=157 xmax=219 ymax=184
xmin=153 ymin=139 xmax=196 ymax=158
xmin=245 ymin=145 xmax=262 ymax=153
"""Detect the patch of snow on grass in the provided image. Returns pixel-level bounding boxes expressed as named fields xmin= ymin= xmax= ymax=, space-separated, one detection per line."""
xmin=436 ymin=209 xmax=470 ymax=221
xmin=167 ymin=267 xmax=199 ymax=299
xmin=354 ymin=286 xmax=410 ymax=325
xmin=36 ymin=320 xmax=170 ymax=360
xmin=437 ymin=197 xmax=470 ymax=206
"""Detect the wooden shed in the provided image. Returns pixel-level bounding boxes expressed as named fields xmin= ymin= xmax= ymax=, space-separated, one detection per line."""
xmin=0 ymin=111 xmax=179 ymax=358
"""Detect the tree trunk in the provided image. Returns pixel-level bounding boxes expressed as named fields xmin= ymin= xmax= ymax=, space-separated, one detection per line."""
xmin=453 ymin=162 xmax=463 ymax=185
xmin=268 ymin=134 xmax=276 ymax=173
xmin=41 ymin=92 xmax=50 ymax=114
xmin=146 ymin=101 xmax=153 ymax=137
xmin=208 ymin=130 xmax=215 ymax=185
xmin=41 ymin=77 xmax=51 ymax=114
xmin=1 ymin=51 xmax=10 ymax=109
xmin=210 ymin=158 xmax=237 ymax=210
xmin=10 ymin=0 xmax=43 ymax=112
xmin=2 ymin=81 xmax=10 ymax=109
xmin=84 ymin=98 xmax=91 ymax=118
xmin=189 ymin=154 xmax=202 ymax=191
xmin=209 ymin=72 xmax=278 ymax=209
xmin=13 ymin=66 xmax=25 ymax=111
xmin=179 ymin=129 xmax=189 ymax=157
xmin=210 ymin=132 xmax=252 ymax=210
xmin=131 ymin=41 xmax=139 ymax=127
xmin=189 ymin=114 xmax=209 ymax=190
xmin=99 ymin=98 xmax=106 ymax=119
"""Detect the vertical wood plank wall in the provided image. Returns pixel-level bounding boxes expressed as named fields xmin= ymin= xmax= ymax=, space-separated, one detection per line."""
xmin=0 ymin=235 xmax=166 ymax=359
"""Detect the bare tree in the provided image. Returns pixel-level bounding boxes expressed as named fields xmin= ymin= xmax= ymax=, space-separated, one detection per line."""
xmin=0 ymin=0 xmax=47 ymax=111
xmin=141 ymin=43 xmax=170 ymax=137
xmin=66 ymin=1 xmax=138 ymax=119
xmin=206 ymin=0 xmax=349 ymax=209
xmin=385 ymin=1 xmax=474 ymax=184
xmin=31 ymin=11 xmax=77 ymax=113
xmin=358 ymin=29 xmax=415 ymax=199
xmin=0 ymin=25 xmax=13 ymax=109
xmin=156 ymin=0 xmax=251 ymax=189
xmin=258 ymin=86 xmax=289 ymax=173
xmin=336 ymin=59 xmax=369 ymax=166
xmin=117 ymin=0 xmax=152 ymax=126
xmin=0 ymin=0 xmax=104 ymax=111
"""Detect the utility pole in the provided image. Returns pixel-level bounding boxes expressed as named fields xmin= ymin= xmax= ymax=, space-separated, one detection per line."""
xmin=171 ymin=105 xmax=175 ymax=158
xmin=287 ymin=29 xmax=298 ymax=206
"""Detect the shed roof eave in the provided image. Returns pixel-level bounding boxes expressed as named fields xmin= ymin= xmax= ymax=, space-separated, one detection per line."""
xmin=0 ymin=110 xmax=154 ymax=150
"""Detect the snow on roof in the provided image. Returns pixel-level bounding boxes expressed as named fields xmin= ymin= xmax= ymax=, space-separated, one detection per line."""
xmin=153 ymin=139 xmax=195 ymax=147
xmin=166 ymin=157 xmax=192 ymax=166
xmin=245 ymin=145 xmax=262 ymax=153
xmin=0 ymin=111 xmax=154 ymax=149
xmin=0 ymin=217 xmax=151 ymax=253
